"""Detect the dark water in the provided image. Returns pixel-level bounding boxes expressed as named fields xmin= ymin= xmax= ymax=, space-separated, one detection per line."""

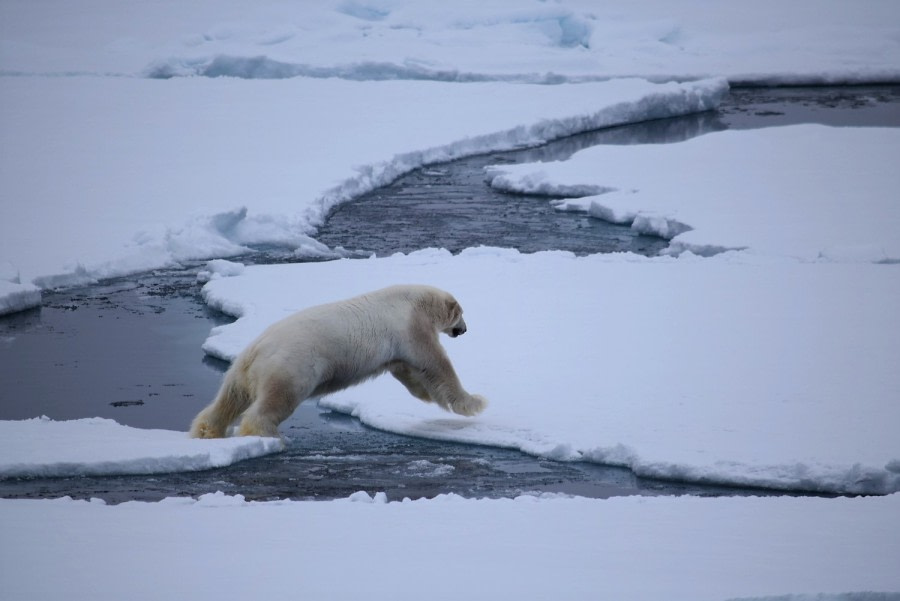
xmin=0 ymin=270 xmax=228 ymax=430
xmin=722 ymin=85 xmax=900 ymax=128
xmin=1 ymin=86 xmax=897 ymax=503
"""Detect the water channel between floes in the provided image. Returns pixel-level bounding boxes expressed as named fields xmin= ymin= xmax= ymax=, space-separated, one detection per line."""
xmin=1 ymin=86 xmax=898 ymax=503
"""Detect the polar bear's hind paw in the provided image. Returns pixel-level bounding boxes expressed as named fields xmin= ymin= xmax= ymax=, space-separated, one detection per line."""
xmin=190 ymin=417 xmax=226 ymax=439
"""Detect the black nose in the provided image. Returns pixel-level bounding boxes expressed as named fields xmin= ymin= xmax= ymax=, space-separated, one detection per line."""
xmin=451 ymin=326 xmax=466 ymax=337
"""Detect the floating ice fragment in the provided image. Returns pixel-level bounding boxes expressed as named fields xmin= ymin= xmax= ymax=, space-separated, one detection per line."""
xmin=347 ymin=491 xmax=388 ymax=503
xmin=0 ymin=280 xmax=42 ymax=317
xmin=197 ymin=259 xmax=246 ymax=283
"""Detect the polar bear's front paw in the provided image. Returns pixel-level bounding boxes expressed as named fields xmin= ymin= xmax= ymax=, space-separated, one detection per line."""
xmin=453 ymin=394 xmax=488 ymax=417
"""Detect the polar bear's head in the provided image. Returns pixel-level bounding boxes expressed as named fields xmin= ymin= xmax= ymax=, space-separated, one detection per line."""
xmin=431 ymin=289 xmax=467 ymax=338
xmin=439 ymin=295 xmax=467 ymax=338
xmin=408 ymin=285 xmax=468 ymax=338
xmin=446 ymin=311 xmax=467 ymax=338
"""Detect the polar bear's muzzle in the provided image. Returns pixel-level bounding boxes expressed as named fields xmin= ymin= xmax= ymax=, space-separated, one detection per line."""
xmin=448 ymin=316 xmax=467 ymax=338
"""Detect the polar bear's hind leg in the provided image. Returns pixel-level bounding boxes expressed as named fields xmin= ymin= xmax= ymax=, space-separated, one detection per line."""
xmin=237 ymin=373 xmax=304 ymax=438
xmin=190 ymin=371 xmax=252 ymax=438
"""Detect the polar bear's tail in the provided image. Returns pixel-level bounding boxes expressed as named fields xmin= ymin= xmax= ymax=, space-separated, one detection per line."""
xmin=189 ymin=367 xmax=252 ymax=438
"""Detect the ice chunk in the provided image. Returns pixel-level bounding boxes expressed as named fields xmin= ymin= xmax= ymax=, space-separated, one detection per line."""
xmin=0 ymin=417 xmax=283 ymax=479
xmin=346 ymin=490 xmax=388 ymax=503
xmin=197 ymin=259 xmax=245 ymax=283
xmin=0 ymin=280 xmax=41 ymax=317
xmin=491 ymin=125 xmax=900 ymax=262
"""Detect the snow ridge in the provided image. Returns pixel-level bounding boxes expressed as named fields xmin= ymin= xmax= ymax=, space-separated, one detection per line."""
xmin=145 ymin=54 xmax=900 ymax=88
xmin=145 ymin=55 xmax=608 ymax=83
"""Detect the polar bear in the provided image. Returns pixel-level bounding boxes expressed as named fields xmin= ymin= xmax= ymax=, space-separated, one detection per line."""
xmin=190 ymin=285 xmax=487 ymax=438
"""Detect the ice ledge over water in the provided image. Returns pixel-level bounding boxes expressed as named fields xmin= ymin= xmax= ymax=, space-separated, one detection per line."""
xmin=487 ymin=125 xmax=900 ymax=262
xmin=0 ymin=417 xmax=283 ymax=479
xmin=0 ymin=280 xmax=41 ymax=317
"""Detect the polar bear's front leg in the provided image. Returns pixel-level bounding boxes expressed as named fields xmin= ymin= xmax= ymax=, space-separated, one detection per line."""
xmin=413 ymin=350 xmax=488 ymax=417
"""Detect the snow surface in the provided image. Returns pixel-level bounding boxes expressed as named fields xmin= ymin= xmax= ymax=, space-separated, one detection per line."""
xmin=2 ymin=491 xmax=898 ymax=601
xmin=487 ymin=125 xmax=900 ymax=261
xmin=0 ymin=417 xmax=283 ymax=479
xmin=2 ymin=1 xmax=898 ymax=84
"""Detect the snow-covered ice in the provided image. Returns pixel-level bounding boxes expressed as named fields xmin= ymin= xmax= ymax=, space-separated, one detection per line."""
xmin=2 ymin=0 xmax=898 ymax=84
xmin=1 ymin=491 xmax=898 ymax=601
xmin=2 ymin=0 xmax=899 ymax=303
xmin=0 ymin=417 xmax=282 ymax=479
xmin=0 ymin=263 xmax=41 ymax=315
xmin=0 ymin=280 xmax=40 ymax=317
xmin=196 ymin=245 xmax=900 ymax=495
xmin=487 ymin=125 xmax=900 ymax=261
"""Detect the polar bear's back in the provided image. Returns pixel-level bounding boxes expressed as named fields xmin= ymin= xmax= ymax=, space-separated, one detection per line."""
xmin=239 ymin=285 xmax=448 ymax=375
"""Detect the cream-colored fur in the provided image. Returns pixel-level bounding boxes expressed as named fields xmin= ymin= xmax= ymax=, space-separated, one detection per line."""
xmin=190 ymin=285 xmax=487 ymax=438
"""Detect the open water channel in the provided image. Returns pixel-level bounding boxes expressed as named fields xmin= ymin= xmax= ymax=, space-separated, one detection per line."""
xmin=1 ymin=86 xmax=898 ymax=503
